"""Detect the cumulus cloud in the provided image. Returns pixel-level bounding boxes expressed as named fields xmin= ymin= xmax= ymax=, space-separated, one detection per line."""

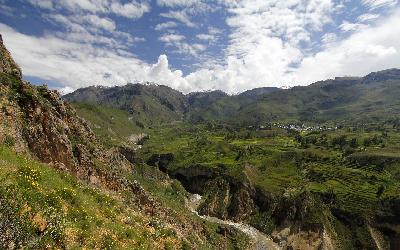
xmin=0 ymin=23 xmax=191 ymax=92
xmin=110 ymin=1 xmax=150 ymax=19
xmin=186 ymin=3 xmax=400 ymax=92
xmin=155 ymin=21 xmax=178 ymax=31
xmin=295 ymin=9 xmax=400 ymax=84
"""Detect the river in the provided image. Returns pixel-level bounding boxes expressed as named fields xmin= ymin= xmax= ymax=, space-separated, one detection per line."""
xmin=186 ymin=194 xmax=281 ymax=250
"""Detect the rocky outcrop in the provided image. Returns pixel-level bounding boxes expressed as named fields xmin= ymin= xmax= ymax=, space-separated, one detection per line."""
xmin=0 ymin=35 xmax=21 ymax=78
xmin=0 ymin=35 xmax=151 ymax=201
xmin=168 ymin=165 xmax=256 ymax=221
xmin=167 ymin=163 xmax=398 ymax=249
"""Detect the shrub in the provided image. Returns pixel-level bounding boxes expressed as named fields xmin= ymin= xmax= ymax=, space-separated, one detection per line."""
xmin=249 ymin=211 xmax=275 ymax=234
xmin=3 ymin=135 xmax=15 ymax=147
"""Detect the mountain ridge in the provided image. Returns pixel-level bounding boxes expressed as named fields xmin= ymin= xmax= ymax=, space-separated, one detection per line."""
xmin=64 ymin=68 xmax=400 ymax=126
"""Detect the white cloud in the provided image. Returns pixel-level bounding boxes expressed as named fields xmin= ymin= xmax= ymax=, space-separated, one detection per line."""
xmin=295 ymin=9 xmax=400 ymax=84
xmin=208 ymin=27 xmax=222 ymax=35
xmin=0 ymin=23 xmax=191 ymax=92
xmin=174 ymin=42 xmax=206 ymax=57
xmin=81 ymin=14 xmax=116 ymax=32
xmin=160 ymin=10 xmax=195 ymax=27
xmin=149 ymin=55 xmax=190 ymax=90
xmin=362 ymin=0 xmax=398 ymax=9
xmin=158 ymin=33 xmax=206 ymax=57
xmin=2 ymin=0 xmax=400 ymax=95
xmin=357 ymin=13 xmax=380 ymax=22
xmin=44 ymin=13 xmax=143 ymax=49
xmin=155 ymin=21 xmax=178 ymax=31
xmin=159 ymin=33 xmax=185 ymax=43
xmin=156 ymin=0 xmax=197 ymax=7
xmin=185 ymin=3 xmax=400 ymax=93
xmin=110 ymin=1 xmax=150 ymax=19
xmin=196 ymin=34 xmax=215 ymax=41
xmin=321 ymin=33 xmax=337 ymax=44
xmin=59 ymin=86 xmax=74 ymax=95
xmin=195 ymin=27 xmax=222 ymax=43
xmin=27 ymin=0 xmax=53 ymax=9
xmin=27 ymin=0 xmax=150 ymax=19
xmin=340 ymin=21 xmax=368 ymax=32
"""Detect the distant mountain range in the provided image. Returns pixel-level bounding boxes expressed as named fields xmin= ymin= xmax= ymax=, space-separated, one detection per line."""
xmin=64 ymin=68 xmax=400 ymax=126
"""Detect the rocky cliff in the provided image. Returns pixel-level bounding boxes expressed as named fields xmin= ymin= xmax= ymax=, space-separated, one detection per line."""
xmin=0 ymin=34 xmax=151 ymax=207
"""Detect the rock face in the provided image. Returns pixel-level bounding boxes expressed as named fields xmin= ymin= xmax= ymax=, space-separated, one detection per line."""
xmin=163 ymin=161 xmax=400 ymax=249
xmin=0 ymin=35 xmax=21 ymax=78
xmin=0 ymin=35 xmax=137 ymax=192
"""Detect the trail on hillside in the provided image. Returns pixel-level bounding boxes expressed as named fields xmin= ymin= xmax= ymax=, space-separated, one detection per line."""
xmin=186 ymin=194 xmax=281 ymax=250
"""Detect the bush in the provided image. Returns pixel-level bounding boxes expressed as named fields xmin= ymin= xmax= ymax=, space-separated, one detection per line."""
xmin=249 ymin=211 xmax=275 ymax=234
xmin=0 ymin=185 xmax=34 ymax=249
xmin=3 ymin=135 xmax=15 ymax=147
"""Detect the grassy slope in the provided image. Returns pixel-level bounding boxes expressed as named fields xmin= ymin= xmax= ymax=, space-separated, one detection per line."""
xmin=0 ymin=145 xmax=172 ymax=249
xmin=71 ymin=102 xmax=142 ymax=147
xmin=0 ymin=145 xmax=250 ymax=249
xmin=64 ymin=84 xmax=187 ymax=127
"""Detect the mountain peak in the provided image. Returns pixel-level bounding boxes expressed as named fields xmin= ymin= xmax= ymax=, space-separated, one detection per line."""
xmin=0 ymin=34 xmax=22 ymax=79
xmin=362 ymin=68 xmax=400 ymax=84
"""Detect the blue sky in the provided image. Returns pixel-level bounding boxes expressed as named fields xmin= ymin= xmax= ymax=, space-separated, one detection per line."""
xmin=0 ymin=0 xmax=399 ymax=94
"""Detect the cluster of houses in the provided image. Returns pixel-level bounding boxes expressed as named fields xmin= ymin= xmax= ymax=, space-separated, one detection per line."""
xmin=249 ymin=123 xmax=338 ymax=132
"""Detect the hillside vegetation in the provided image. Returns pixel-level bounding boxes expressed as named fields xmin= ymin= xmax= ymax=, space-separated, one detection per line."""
xmin=138 ymin=123 xmax=400 ymax=249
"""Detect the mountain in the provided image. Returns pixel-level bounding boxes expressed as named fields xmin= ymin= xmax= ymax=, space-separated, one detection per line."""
xmin=230 ymin=71 xmax=400 ymax=124
xmin=65 ymin=69 xmax=400 ymax=126
xmin=64 ymin=83 xmax=188 ymax=125
xmin=238 ymin=87 xmax=279 ymax=98
xmin=0 ymin=36 xmax=249 ymax=249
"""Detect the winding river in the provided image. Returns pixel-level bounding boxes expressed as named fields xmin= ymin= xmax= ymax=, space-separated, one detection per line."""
xmin=186 ymin=194 xmax=281 ymax=250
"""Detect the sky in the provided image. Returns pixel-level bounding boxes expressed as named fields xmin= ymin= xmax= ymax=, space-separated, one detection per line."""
xmin=0 ymin=0 xmax=399 ymax=94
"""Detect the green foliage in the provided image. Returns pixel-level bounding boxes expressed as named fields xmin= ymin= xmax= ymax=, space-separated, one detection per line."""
xmin=0 ymin=146 xmax=203 ymax=248
xmin=3 ymin=135 xmax=15 ymax=147
xmin=70 ymin=102 xmax=142 ymax=147
xmin=139 ymin=122 xmax=400 ymax=238
xmin=249 ymin=211 xmax=275 ymax=234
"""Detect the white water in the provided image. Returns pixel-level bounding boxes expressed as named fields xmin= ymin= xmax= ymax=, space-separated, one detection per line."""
xmin=187 ymin=194 xmax=281 ymax=250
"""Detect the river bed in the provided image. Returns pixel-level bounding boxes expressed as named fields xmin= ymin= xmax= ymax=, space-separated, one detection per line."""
xmin=186 ymin=194 xmax=281 ymax=250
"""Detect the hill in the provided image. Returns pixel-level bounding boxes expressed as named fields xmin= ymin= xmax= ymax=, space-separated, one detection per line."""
xmin=64 ymin=83 xmax=187 ymax=126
